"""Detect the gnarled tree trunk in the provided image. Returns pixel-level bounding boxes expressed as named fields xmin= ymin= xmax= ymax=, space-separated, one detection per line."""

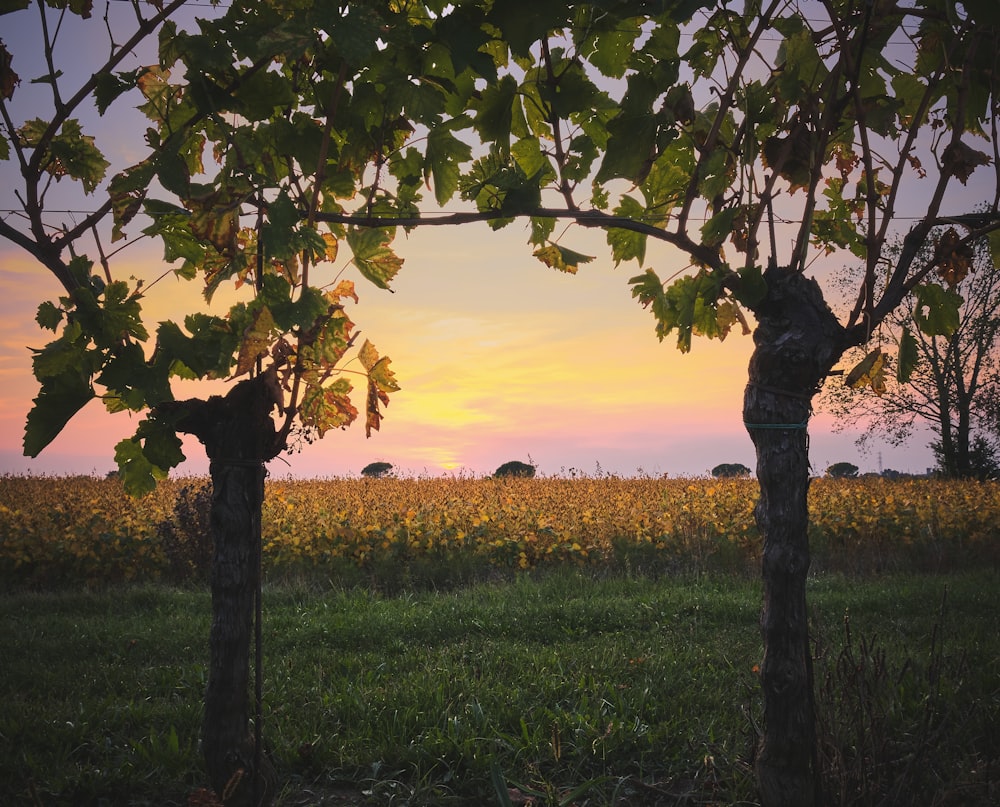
xmin=162 ymin=370 xmax=284 ymax=806
xmin=744 ymin=267 xmax=846 ymax=807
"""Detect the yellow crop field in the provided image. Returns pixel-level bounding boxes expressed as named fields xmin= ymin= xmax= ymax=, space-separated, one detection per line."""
xmin=1 ymin=474 xmax=997 ymax=586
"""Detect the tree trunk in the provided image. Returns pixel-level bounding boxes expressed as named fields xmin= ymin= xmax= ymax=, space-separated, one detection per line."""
xmin=744 ymin=267 xmax=845 ymax=807
xmin=161 ymin=370 xmax=284 ymax=806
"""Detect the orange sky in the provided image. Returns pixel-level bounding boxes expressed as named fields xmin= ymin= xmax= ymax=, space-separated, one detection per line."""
xmin=0 ymin=5 xmax=942 ymax=479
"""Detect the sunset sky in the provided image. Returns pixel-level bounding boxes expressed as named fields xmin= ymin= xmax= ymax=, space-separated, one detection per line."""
xmin=0 ymin=220 xmax=937 ymax=479
xmin=0 ymin=5 xmax=948 ymax=480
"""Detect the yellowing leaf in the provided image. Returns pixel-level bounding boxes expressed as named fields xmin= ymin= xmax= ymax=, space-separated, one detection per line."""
xmin=326 ymin=279 xmax=359 ymax=304
xmin=187 ymin=186 xmax=243 ymax=256
xmin=368 ymin=355 xmax=400 ymax=394
xmin=136 ymin=65 xmax=177 ymax=124
xmin=933 ymin=227 xmax=974 ymax=287
xmin=845 ymin=348 xmax=887 ymax=396
xmin=234 ymin=306 xmax=276 ymax=377
xmin=321 ymin=232 xmax=339 ymax=263
xmin=714 ymin=300 xmax=750 ymax=340
xmin=357 ymin=338 xmax=381 ymax=372
xmin=357 ymin=340 xmax=399 ymax=437
xmin=532 ymin=243 xmax=595 ymax=274
xmin=300 ymin=378 xmax=357 ymax=437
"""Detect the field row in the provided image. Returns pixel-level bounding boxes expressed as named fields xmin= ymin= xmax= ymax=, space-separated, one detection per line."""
xmin=1 ymin=474 xmax=998 ymax=585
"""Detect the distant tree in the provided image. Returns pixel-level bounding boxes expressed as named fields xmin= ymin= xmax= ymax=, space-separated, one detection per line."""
xmin=823 ymin=235 xmax=1000 ymax=479
xmin=826 ymin=462 xmax=859 ymax=479
xmin=494 ymin=460 xmax=536 ymax=478
xmin=712 ymin=462 xmax=751 ymax=478
xmin=361 ymin=461 xmax=393 ymax=479
xmin=931 ymin=435 xmax=999 ymax=480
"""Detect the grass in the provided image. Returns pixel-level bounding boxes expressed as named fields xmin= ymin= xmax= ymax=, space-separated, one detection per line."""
xmin=1 ymin=570 xmax=998 ymax=806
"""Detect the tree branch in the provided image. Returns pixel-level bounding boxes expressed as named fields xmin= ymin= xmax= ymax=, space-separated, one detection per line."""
xmin=312 ymin=207 xmax=723 ymax=269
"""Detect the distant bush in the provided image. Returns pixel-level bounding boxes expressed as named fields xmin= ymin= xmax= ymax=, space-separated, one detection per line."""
xmin=361 ymin=462 xmax=394 ymax=479
xmin=494 ymin=460 xmax=536 ymax=478
xmin=712 ymin=462 xmax=751 ymax=478
xmin=826 ymin=462 xmax=860 ymax=479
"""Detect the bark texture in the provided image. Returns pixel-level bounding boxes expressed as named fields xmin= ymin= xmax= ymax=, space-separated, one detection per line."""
xmin=162 ymin=370 xmax=283 ymax=806
xmin=744 ymin=267 xmax=845 ymax=807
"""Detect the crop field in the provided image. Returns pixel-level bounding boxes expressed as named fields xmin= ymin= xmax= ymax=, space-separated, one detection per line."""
xmin=1 ymin=474 xmax=998 ymax=588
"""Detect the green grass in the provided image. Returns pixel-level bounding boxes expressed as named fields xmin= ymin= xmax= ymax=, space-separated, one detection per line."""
xmin=1 ymin=570 xmax=998 ymax=806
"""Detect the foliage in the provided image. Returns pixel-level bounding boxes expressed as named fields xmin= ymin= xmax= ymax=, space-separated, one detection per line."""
xmin=3 ymin=474 xmax=998 ymax=588
xmin=712 ymin=462 xmax=751 ymax=478
xmin=823 ymin=235 xmax=1000 ymax=479
xmin=360 ymin=461 xmax=393 ymax=479
xmin=826 ymin=462 xmax=859 ymax=479
xmin=493 ymin=459 xmax=537 ymax=478
xmin=932 ymin=435 xmax=999 ymax=481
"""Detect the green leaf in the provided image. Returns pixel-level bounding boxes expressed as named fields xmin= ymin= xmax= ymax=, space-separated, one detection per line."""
xmin=528 ymin=215 xmax=556 ymax=247
xmin=113 ymin=411 xmax=186 ymax=495
xmin=988 ymin=230 xmax=1000 ymax=270
xmin=94 ymin=69 xmax=137 ymax=115
xmin=608 ymin=196 xmax=647 ymax=265
xmin=913 ymin=282 xmax=962 ymax=337
xmin=584 ymin=19 xmax=641 ymax=79
xmin=46 ymin=118 xmax=110 ymax=194
xmin=347 ymin=227 xmax=404 ymax=290
xmin=700 ymin=207 xmax=738 ymax=248
xmin=35 ymin=300 xmax=64 ymax=331
xmin=472 ymin=74 xmax=518 ymax=149
xmin=733 ymin=264 xmax=767 ymax=309
xmin=142 ymin=198 xmax=204 ymax=266
xmin=596 ymin=113 xmax=656 ymax=184
xmin=114 ymin=437 xmax=164 ymax=497
xmin=896 ymin=326 xmax=918 ymax=383
xmin=425 ymin=127 xmax=472 ymax=206
xmin=156 ymin=315 xmax=236 ymax=379
xmin=23 ymin=368 xmax=94 ymax=457
xmin=136 ymin=418 xmax=185 ymax=473
xmin=629 ymin=268 xmax=723 ymax=352
xmin=511 ymin=137 xmax=548 ymax=180
xmin=0 ymin=1 xmax=32 ymax=14
xmin=98 ymin=340 xmax=170 ymax=412
xmin=235 ymin=69 xmax=296 ymax=121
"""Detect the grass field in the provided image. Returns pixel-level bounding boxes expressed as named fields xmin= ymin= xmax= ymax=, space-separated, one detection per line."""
xmin=1 ymin=570 xmax=998 ymax=806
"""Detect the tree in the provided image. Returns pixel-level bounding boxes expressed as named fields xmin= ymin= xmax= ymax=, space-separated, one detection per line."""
xmin=361 ymin=461 xmax=394 ymax=479
xmin=712 ymin=462 xmax=751 ymax=478
xmin=823 ymin=235 xmax=1000 ymax=479
xmin=494 ymin=459 xmax=537 ymax=478
xmin=825 ymin=462 xmax=859 ymax=479
xmin=3 ymin=2 xmax=998 ymax=806
xmin=1 ymin=3 xmax=405 ymax=804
